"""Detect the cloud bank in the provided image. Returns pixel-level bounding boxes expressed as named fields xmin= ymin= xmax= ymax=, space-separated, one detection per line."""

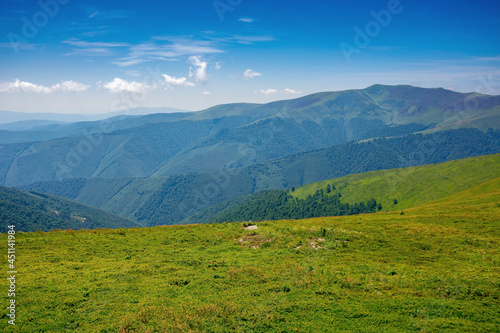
xmin=0 ymin=79 xmax=89 ymax=93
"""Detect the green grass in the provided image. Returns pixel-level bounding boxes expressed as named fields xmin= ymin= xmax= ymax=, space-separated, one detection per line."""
xmin=291 ymin=153 xmax=500 ymax=211
xmin=2 ymin=176 xmax=499 ymax=332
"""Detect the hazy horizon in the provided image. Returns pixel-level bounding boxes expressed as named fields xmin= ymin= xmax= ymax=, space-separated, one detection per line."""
xmin=0 ymin=83 xmax=497 ymax=117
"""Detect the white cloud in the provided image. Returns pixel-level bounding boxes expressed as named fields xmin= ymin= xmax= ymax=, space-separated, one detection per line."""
xmin=162 ymin=74 xmax=195 ymax=87
xmin=244 ymin=69 xmax=262 ymax=79
xmin=103 ymin=78 xmax=152 ymax=93
xmin=0 ymin=79 xmax=50 ymax=93
xmin=189 ymin=56 xmax=208 ymax=83
xmin=256 ymin=88 xmax=303 ymax=95
xmin=0 ymin=79 xmax=89 ymax=93
xmin=283 ymin=88 xmax=303 ymax=94
xmin=215 ymin=62 xmax=221 ymax=70
xmin=239 ymin=18 xmax=255 ymax=23
xmin=259 ymin=89 xmax=278 ymax=95
xmin=51 ymin=81 xmax=89 ymax=92
xmin=203 ymin=91 xmax=212 ymax=95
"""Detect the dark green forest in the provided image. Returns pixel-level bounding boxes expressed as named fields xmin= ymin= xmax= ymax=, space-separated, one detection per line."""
xmin=207 ymin=187 xmax=381 ymax=223
xmin=0 ymin=186 xmax=138 ymax=232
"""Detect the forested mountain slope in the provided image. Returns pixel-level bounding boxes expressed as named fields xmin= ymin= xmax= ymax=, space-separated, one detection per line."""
xmin=22 ymin=128 xmax=500 ymax=226
xmin=0 ymin=186 xmax=139 ymax=231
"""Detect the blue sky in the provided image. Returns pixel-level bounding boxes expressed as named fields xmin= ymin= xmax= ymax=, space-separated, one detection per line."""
xmin=1 ymin=0 xmax=499 ymax=113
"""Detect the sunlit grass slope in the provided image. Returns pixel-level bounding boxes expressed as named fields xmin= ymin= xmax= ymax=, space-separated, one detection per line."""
xmin=291 ymin=153 xmax=500 ymax=212
xmin=3 ymin=178 xmax=499 ymax=332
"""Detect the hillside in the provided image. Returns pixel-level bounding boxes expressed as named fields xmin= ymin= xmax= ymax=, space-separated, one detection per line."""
xmin=2 ymin=85 xmax=499 ymax=187
xmin=291 ymin=153 xmax=500 ymax=211
xmin=23 ymin=128 xmax=500 ymax=226
xmin=0 ymin=186 xmax=139 ymax=232
xmin=182 ymin=153 xmax=500 ymax=224
xmin=5 ymin=176 xmax=499 ymax=332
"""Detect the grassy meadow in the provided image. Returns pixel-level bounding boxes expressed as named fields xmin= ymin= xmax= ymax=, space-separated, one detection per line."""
xmin=291 ymin=153 xmax=500 ymax=212
xmin=2 ymin=178 xmax=499 ymax=332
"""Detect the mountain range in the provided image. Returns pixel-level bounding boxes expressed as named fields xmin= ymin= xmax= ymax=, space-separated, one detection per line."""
xmin=2 ymin=84 xmax=500 ymax=228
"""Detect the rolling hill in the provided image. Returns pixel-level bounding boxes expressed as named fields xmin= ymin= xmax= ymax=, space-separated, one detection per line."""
xmin=181 ymin=153 xmax=500 ymax=224
xmin=5 ymin=173 xmax=499 ymax=332
xmin=290 ymin=152 xmax=500 ymax=211
xmin=0 ymin=185 xmax=139 ymax=232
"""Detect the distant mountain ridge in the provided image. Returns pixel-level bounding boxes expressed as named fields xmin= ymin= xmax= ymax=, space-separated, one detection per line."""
xmin=1 ymin=85 xmax=499 ymax=187
xmin=0 ymin=107 xmax=190 ymax=124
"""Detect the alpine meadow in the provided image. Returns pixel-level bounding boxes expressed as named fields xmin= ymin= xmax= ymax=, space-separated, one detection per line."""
xmin=1 ymin=0 xmax=500 ymax=332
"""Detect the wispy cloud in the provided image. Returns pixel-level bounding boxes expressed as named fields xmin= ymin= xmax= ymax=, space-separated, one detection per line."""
xmin=0 ymin=42 xmax=37 ymax=51
xmin=84 ymin=7 xmax=130 ymax=20
xmin=65 ymin=48 xmax=115 ymax=56
xmin=233 ymin=35 xmax=275 ymax=45
xmin=63 ymin=40 xmax=129 ymax=48
xmin=113 ymin=37 xmax=223 ymax=67
xmin=112 ymin=57 xmax=149 ymax=67
xmin=474 ymin=55 xmax=500 ymax=62
xmin=0 ymin=79 xmax=89 ymax=93
xmin=63 ymin=39 xmax=129 ymax=56
xmin=64 ymin=33 xmax=275 ymax=68
xmin=239 ymin=18 xmax=255 ymax=23
xmin=203 ymin=91 xmax=212 ymax=95
xmin=244 ymin=69 xmax=262 ymax=79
